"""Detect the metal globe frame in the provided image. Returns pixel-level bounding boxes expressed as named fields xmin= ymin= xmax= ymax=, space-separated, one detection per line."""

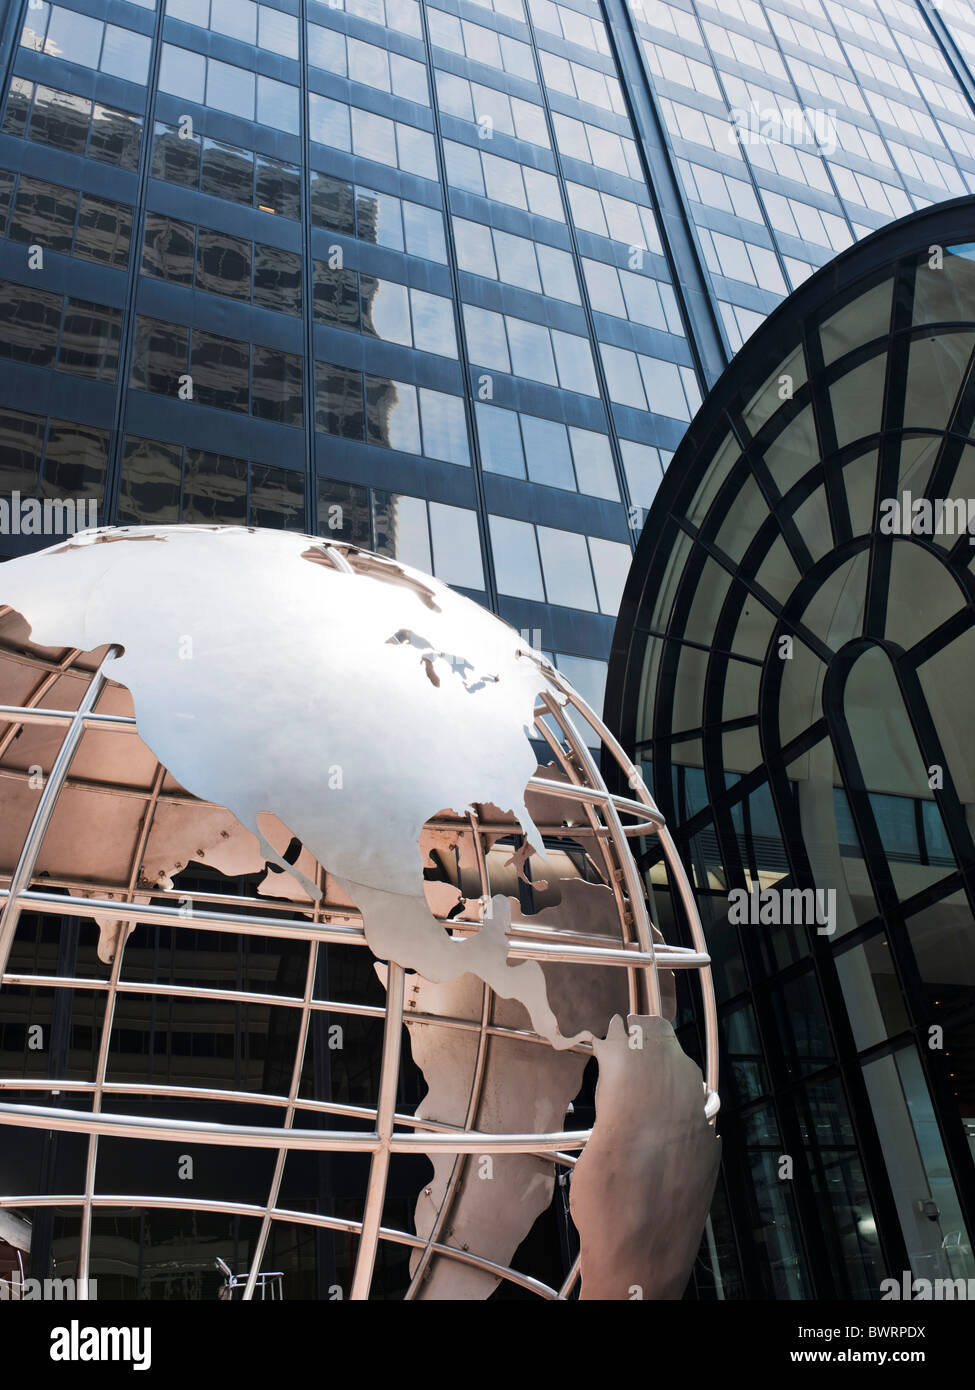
xmin=0 ymin=573 xmax=718 ymax=1301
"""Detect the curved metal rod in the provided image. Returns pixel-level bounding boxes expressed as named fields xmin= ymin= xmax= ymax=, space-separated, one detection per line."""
xmin=558 ymin=1253 xmax=581 ymax=1300
xmin=0 ymin=647 xmax=121 ymax=979
xmin=530 ymin=703 xmax=641 ymax=1014
xmin=243 ymin=940 xmax=318 ymax=1302
xmin=78 ymin=759 xmax=167 ymax=1298
xmin=0 ymin=895 xmax=706 ymax=970
xmin=0 ymin=1100 xmax=591 ymax=1152
xmin=0 ymin=1079 xmax=591 ymax=1165
xmin=538 ymin=691 xmax=661 ymax=1016
xmin=0 ymin=704 xmax=137 ymax=733
xmin=0 ymin=1193 xmax=559 ymax=1300
xmin=545 ymin=674 xmax=720 ymax=1115
xmin=0 ymin=653 xmax=720 ymax=1297
xmin=350 ymin=961 xmax=405 ymax=1299
xmin=0 ymin=647 xmax=83 ymax=761
xmin=405 ymin=808 xmax=493 ymax=1299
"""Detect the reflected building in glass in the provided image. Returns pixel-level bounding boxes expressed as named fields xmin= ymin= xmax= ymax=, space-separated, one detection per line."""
xmin=0 ymin=0 xmax=974 ymax=1299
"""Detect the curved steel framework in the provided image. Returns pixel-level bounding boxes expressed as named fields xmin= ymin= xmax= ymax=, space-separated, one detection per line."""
xmin=604 ymin=198 xmax=975 ymax=1297
xmin=0 ymin=627 xmax=718 ymax=1300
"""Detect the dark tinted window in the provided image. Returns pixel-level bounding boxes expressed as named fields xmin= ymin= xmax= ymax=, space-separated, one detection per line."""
xmin=130 ymin=316 xmax=189 ymax=395
xmin=119 ymin=437 xmax=182 ymax=524
xmin=2 ymin=79 xmax=33 ymax=139
xmin=252 ymin=346 xmax=303 ymax=427
xmin=250 ymin=463 xmax=304 ymax=529
xmin=8 ymin=176 xmax=79 ymax=254
xmin=0 ymin=170 xmax=17 ymax=237
xmin=28 ymin=86 xmax=90 ymax=155
xmin=310 ymin=172 xmax=354 ymax=235
xmin=142 ymin=214 xmax=195 ymax=284
xmin=201 ymin=139 xmax=254 ymax=205
xmin=313 ymin=264 xmax=359 ymax=330
xmin=191 ymin=329 xmax=250 ymax=413
xmin=196 ymin=228 xmax=252 ymax=301
xmin=0 ymin=283 xmax=61 ymax=366
xmin=75 ymin=193 xmax=131 ymax=268
xmin=315 ymin=362 xmax=363 ymax=438
xmin=318 ymin=477 xmax=371 ymax=545
xmin=58 ymin=299 xmax=122 ymax=381
xmin=151 ymin=122 xmax=201 ymax=189
xmin=256 ymin=155 xmax=300 ymax=219
xmin=183 ymin=450 xmax=248 ymax=525
xmin=253 ymin=244 xmax=301 ymax=315
xmin=0 ymin=406 xmax=44 ymax=493
xmin=89 ymin=104 xmax=142 ymax=171
xmin=42 ymin=420 xmax=109 ymax=499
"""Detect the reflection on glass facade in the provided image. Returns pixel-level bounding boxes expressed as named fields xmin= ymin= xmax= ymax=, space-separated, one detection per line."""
xmin=607 ymin=207 xmax=975 ymax=1299
xmin=1 ymin=0 xmax=975 ymax=1300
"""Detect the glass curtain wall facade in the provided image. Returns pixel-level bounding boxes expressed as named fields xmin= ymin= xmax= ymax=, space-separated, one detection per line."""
xmin=1 ymin=0 xmax=975 ymax=1299
xmin=3 ymin=0 xmax=975 ymax=682
xmin=605 ymin=202 xmax=975 ymax=1302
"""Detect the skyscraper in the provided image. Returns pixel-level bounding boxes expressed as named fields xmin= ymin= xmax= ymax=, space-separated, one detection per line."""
xmin=4 ymin=0 xmax=975 ymax=695
xmin=1 ymin=0 xmax=975 ymax=1300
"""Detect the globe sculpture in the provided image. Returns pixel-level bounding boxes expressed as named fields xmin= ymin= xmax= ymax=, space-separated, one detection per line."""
xmin=0 ymin=525 xmax=719 ymax=1300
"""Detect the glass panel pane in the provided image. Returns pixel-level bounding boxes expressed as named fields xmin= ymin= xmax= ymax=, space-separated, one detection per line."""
xmin=75 ymin=194 xmax=131 ymax=268
xmin=355 ymin=187 xmax=402 ymax=250
xmin=201 ymin=139 xmax=254 ymax=204
xmin=196 ymin=228 xmax=252 ymax=301
xmin=58 ymin=299 xmax=121 ymax=381
xmin=537 ymin=526 xmax=597 ymax=610
xmin=255 ymin=156 xmax=300 ymax=219
xmin=318 ymin=476 xmax=371 ymax=545
xmin=119 ymin=437 xmax=181 ymax=524
xmin=569 ymin=426 xmax=618 ymax=499
xmin=29 ymin=86 xmax=90 ymax=156
xmin=9 ymin=175 xmax=77 ymax=254
xmin=0 ymin=284 xmax=61 ymax=367
xmin=151 ymin=122 xmax=201 ymax=189
xmin=130 ymin=317 xmax=189 ymax=395
xmin=419 ymin=388 xmax=468 ymax=465
xmin=182 ymin=450 xmax=248 ymax=525
xmin=366 ymin=375 xmax=420 ymax=453
xmin=403 ymin=202 xmax=446 ymax=262
xmin=206 ymin=60 xmax=256 ymax=121
xmin=42 ymin=420 xmax=108 ymax=503
xmin=0 ymin=407 xmax=44 ymax=494
xmin=361 ymin=277 xmax=411 ymax=346
xmin=142 ymin=214 xmax=195 ymax=284
xmin=522 ymin=414 xmax=573 ymax=490
xmin=315 ymin=362 xmax=364 ymax=438
xmin=250 ymin=463 xmax=304 ymax=529
xmin=310 ymin=173 xmax=354 ymax=235
xmin=476 ymin=403 xmax=524 ymax=478
xmin=253 ymin=245 xmax=301 ymax=315
xmin=190 ymin=329 xmax=250 ymax=412
xmin=89 ymin=104 xmax=142 ymax=171
xmin=314 ymin=264 xmax=359 ymax=330
xmin=252 ymin=347 xmax=303 ymax=427
xmin=410 ymin=289 xmax=455 ymax=357
xmin=490 ymin=514 xmax=543 ymax=599
xmin=588 ymin=536 xmax=631 ymax=614
xmin=374 ymin=491 xmax=431 ymax=572
xmin=429 ymin=502 xmax=483 ymax=588
xmin=101 ymin=26 xmax=151 ymax=84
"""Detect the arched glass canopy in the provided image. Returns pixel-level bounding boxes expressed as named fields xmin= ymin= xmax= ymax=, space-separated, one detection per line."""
xmin=607 ymin=198 xmax=975 ymax=1302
